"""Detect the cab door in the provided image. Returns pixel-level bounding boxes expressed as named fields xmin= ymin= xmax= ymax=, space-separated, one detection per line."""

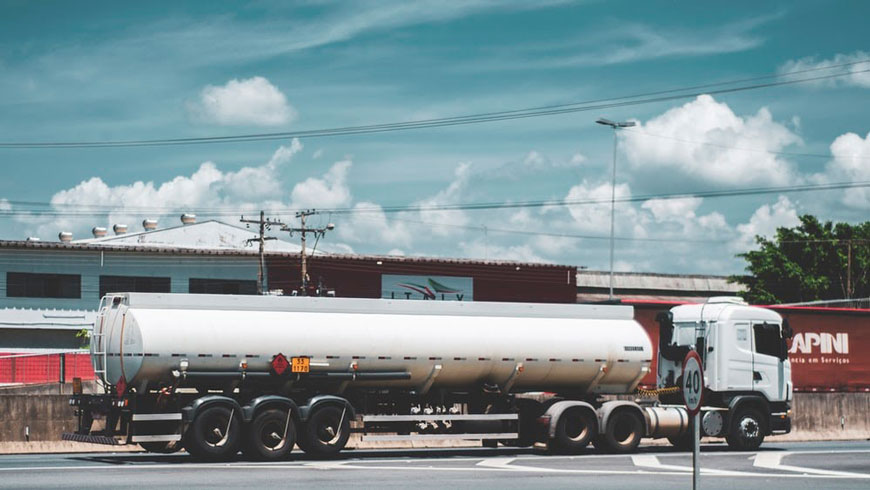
xmin=752 ymin=323 xmax=786 ymax=401
xmin=723 ymin=322 xmax=753 ymax=391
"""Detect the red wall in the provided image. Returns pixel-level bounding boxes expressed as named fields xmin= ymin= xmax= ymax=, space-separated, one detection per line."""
xmin=630 ymin=301 xmax=870 ymax=392
xmin=0 ymin=353 xmax=94 ymax=384
xmin=266 ymin=256 xmax=577 ymax=303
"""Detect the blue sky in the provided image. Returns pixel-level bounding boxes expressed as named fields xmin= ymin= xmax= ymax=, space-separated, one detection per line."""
xmin=0 ymin=1 xmax=868 ymax=274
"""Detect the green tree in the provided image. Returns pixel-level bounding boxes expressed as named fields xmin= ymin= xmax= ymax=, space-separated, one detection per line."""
xmin=730 ymin=215 xmax=870 ymax=304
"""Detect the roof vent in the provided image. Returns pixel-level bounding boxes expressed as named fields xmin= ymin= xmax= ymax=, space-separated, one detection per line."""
xmin=92 ymin=226 xmax=108 ymax=238
xmin=180 ymin=213 xmax=196 ymax=225
xmin=142 ymin=219 xmax=158 ymax=231
xmin=112 ymin=224 xmax=128 ymax=235
xmin=705 ymin=296 xmax=747 ymax=305
xmin=25 ymin=236 xmax=41 ymax=242
xmin=58 ymin=232 xmax=73 ymax=243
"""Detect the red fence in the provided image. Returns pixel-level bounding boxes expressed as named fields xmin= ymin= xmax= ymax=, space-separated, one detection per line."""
xmin=0 ymin=352 xmax=95 ymax=385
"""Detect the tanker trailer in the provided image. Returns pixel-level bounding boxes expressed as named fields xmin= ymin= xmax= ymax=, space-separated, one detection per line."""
xmin=63 ymin=293 xmax=790 ymax=460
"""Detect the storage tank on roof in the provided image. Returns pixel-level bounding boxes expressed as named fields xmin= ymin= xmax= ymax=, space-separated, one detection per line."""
xmin=58 ymin=232 xmax=73 ymax=243
xmin=142 ymin=219 xmax=158 ymax=231
xmin=180 ymin=213 xmax=196 ymax=225
xmin=92 ymin=226 xmax=108 ymax=238
xmin=113 ymin=224 xmax=128 ymax=235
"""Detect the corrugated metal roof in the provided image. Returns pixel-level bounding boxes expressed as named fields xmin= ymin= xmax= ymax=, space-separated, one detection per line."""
xmin=576 ymin=270 xmax=740 ymax=293
xmin=0 ymin=308 xmax=96 ymax=330
xmin=0 ymin=239 xmax=575 ymax=269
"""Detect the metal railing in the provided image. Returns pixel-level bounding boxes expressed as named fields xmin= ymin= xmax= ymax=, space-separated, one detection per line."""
xmin=0 ymin=351 xmax=94 ymax=385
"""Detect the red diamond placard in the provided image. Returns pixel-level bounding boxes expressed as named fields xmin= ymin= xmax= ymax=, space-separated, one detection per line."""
xmin=271 ymin=353 xmax=289 ymax=376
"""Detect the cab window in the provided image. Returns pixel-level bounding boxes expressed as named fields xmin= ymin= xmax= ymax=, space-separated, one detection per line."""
xmin=753 ymin=323 xmax=781 ymax=358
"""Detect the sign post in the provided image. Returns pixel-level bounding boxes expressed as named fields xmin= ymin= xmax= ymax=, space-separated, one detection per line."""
xmin=682 ymin=350 xmax=704 ymax=490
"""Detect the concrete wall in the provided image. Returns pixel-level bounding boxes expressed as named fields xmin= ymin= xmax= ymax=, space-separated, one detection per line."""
xmin=1 ymin=390 xmax=867 ymax=443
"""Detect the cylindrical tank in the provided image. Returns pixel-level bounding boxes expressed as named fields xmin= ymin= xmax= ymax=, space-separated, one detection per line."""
xmin=93 ymin=294 xmax=653 ymax=395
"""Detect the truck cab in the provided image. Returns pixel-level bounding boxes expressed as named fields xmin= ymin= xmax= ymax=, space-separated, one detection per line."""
xmin=657 ymin=297 xmax=793 ymax=450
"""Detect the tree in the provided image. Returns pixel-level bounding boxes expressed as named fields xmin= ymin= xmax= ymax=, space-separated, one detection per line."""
xmin=730 ymin=215 xmax=870 ymax=304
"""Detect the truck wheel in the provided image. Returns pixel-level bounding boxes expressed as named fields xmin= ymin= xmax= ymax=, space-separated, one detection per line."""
xmin=242 ymin=409 xmax=296 ymax=461
xmin=184 ymin=405 xmax=242 ymax=461
xmin=597 ymin=409 xmax=644 ymax=454
xmin=725 ymin=408 xmax=765 ymax=451
xmin=300 ymin=405 xmax=350 ymax=457
xmin=551 ymin=407 xmax=597 ymax=454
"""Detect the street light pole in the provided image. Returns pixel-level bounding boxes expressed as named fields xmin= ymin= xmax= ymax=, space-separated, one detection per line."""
xmin=596 ymin=118 xmax=636 ymax=302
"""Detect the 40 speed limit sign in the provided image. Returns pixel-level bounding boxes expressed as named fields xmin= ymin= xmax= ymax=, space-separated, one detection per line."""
xmin=682 ymin=350 xmax=704 ymax=416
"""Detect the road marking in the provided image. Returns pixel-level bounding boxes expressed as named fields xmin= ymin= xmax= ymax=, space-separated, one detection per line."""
xmin=753 ymin=452 xmax=870 ymax=478
xmin=476 ymin=457 xmax=517 ymax=469
xmin=631 ymin=454 xmax=745 ymax=476
xmin=304 ymin=460 xmax=351 ymax=470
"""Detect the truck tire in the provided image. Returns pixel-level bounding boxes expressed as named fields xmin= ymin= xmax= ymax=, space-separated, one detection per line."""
xmin=242 ymin=409 xmax=296 ymax=461
xmin=300 ymin=405 xmax=350 ymax=457
xmin=551 ymin=407 xmax=597 ymax=454
xmin=595 ymin=408 xmax=644 ymax=454
xmin=725 ymin=408 xmax=765 ymax=451
xmin=184 ymin=405 xmax=242 ymax=461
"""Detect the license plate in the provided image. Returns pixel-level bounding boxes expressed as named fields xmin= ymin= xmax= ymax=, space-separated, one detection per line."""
xmin=291 ymin=356 xmax=310 ymax=373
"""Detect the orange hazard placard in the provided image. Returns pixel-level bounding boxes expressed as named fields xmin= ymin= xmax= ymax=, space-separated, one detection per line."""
xmin=291 ymin=356 xmax=310 ymax=373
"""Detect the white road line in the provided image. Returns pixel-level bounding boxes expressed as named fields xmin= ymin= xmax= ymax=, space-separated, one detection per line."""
xmin=753 ymin=452 xmax=870 ymax=478
xmin=475 ymin=457 xmax=517 ymax=469
xmin=631 ymin=454 xmax=745 ymax=476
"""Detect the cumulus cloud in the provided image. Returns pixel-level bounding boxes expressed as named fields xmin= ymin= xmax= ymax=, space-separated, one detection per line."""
xmin=190 ymin=76 xmax=296 ymax=126
xmin=290 ymin=160 xmax=353 ymax=209
xmin=0 ymin=199 xmax=10 ymax=211
xmin=622 ymin=95 xmax=801 ymax=187
xmin=459 ymin=240 xmax=546 ymax=263
xmin=29 ymin=141 xmax=304 ymax=238
xmin=821 ymin=131 xmax=870 ymax=209
xmin=779 ymin=51 xmax=870 ymax=88
xmin=734 ymin=196 xmax=800 ymax=251
xmin=562 ymin=180 xmax=639 ymax=235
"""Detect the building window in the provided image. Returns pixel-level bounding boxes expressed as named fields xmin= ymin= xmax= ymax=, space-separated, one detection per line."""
xmin=189 ymin=278 xmax=257 ymax=295
xmin=7 ymin=272 xmax=81 ymax=298
xmin=99 ymin=275 xmax=170 ymax=298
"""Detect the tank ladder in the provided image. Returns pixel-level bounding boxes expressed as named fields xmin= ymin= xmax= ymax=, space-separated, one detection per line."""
xmin=91 ymin=296 xmax=109 ymax=393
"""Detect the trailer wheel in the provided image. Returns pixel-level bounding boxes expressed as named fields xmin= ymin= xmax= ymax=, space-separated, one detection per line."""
xmin=242 ymin=409 xmax=296 ymax=461
xmin=725 ymin=408 xmax=765 ymax=451
xmin=185 ymin=405 xmax=242 ymax=461
xmin=596 ymin=408 xmax=644 ymax=454
xmin=551 ymin=407 xmax=597 ymax=454
xmin=300 ymin=405 xmax=350 ymax=457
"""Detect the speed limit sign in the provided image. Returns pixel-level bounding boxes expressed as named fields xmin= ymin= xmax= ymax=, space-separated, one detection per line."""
xmin=682 ymin=350 xmax=704 ymax=416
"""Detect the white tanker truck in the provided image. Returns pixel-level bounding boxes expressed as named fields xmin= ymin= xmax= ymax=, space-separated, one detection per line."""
xmin=63 ymin=293 xmax=792 ymax=460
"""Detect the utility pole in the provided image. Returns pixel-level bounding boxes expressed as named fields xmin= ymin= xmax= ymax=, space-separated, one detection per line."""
xmin=241 ymin=211 xmax=284 ymax=294
xmin=282 ymin=210 xmax=334 ymax=296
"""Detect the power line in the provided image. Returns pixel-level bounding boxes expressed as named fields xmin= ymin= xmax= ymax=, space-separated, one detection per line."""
xmin=1 ymin=63 xmax=868 ymax=149
xmin=1 ymin=180 xmax=868 ymax=218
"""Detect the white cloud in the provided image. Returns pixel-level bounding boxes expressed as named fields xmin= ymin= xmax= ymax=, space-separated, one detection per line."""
xmin=734 ymin=196 xmax=800 ymax=251
xmin=459 ymin=240 xmax=546 ymax=263
xmin=289 ymin=160 xmax=353 ymax=210
xmin=190 ymin=77 xmax=296 ymax=126
xmin=622 ymin=95 xmax=801 ymax=187
xmin=563 ymin=180 xmax=637 ymax=235
xmin=823 ymin=131 xmax=870 ymax=209
xmin=779 ymin=51 xmax=870 ymax=88
xmin=0 ymin=199 xmax=10 ymax=212
xmin=641 ymin=197 xmax=729 ymax=238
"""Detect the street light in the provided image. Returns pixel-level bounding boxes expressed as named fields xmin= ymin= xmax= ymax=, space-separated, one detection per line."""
xmin=596 ymin=117 xmax=636 ymax=302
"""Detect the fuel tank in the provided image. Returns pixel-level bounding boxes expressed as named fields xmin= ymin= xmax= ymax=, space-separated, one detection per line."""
xmin=93 ymin=293 xmax=653 ymax=395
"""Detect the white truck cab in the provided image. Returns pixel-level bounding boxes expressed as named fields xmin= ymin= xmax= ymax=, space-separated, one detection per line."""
xmin=657 ymin=297 xmax=793 ymax=450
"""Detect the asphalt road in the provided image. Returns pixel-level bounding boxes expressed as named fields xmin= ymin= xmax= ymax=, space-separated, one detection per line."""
xmin=1 ymin=441 xmax=868 ymax=489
